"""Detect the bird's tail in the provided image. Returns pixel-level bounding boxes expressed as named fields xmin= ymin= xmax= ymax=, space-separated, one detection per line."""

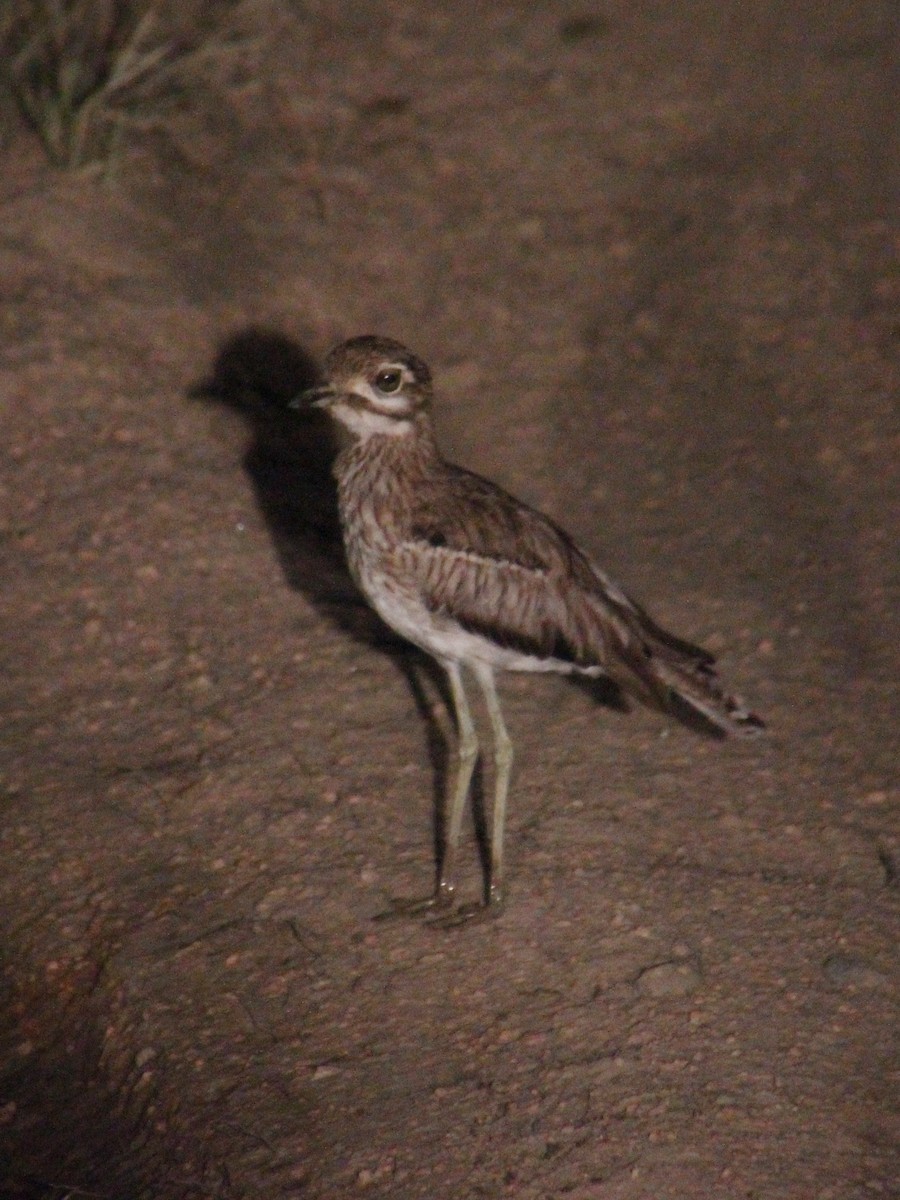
xmin=651 ymin=653 xmax=766 ymax=739
xmin=603 ymin=600 xmax=766 ymax=739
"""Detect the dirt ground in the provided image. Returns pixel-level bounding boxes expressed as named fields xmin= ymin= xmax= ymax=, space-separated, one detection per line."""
xmin=1 ymin=1 xmax=898 ymax=1197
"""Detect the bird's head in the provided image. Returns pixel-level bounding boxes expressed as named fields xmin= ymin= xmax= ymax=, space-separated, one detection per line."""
xmin=294 ymin=335 xmax=433 ymax=440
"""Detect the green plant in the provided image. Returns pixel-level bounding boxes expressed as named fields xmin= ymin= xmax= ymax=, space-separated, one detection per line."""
xmin=0 ymin=0 xmax=260 ymax=171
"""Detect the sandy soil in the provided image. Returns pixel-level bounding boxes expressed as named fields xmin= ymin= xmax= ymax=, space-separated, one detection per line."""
xmin=1 ymin=1 xmax=898 ymax=1197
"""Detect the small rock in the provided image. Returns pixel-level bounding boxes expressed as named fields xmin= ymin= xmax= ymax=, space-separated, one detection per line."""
xmin=356 ymin=1157 xmax=395 ymax=1188
xmin=822 ymin=954 xmax=888 ymax=990
xmin=311 ymin=1063 xmax=341 ymax=1080
xmin=637 ymin=960 xmax=703 ymax=997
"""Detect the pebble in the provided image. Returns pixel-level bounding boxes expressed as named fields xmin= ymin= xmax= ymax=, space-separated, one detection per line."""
xmin=637 ymin=960 xmax=703 ymax=997
xmin=311 ymin=1063 xmax=341 ymax=1080
xmin=822 ymin=954 xmax=889 ymax=990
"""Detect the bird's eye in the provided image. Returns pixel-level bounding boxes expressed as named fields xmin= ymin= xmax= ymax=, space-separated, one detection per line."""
xmin=375 ymin=368 xmax=402 ymax=394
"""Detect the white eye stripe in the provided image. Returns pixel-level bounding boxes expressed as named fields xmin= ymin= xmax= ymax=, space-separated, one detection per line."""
xmin=331 ymin=402 xmax=411 ymax=438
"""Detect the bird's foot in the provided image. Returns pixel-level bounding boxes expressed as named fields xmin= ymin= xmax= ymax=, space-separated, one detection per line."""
xmin=374 ymin=881 xmax=504 ymax=928
xmin=372 ymin=886 xmax=454 ymax=922
xmin=425 ymin=902 xmax=492 ymax=930
xmin=425 ymin=884 xmax=505 ymax=931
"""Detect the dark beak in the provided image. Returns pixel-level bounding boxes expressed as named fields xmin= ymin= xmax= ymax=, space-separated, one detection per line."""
xmin=289 ymin=383 xmax=335 ymax=410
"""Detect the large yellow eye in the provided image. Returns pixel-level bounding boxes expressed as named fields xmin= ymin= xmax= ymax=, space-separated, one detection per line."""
xmin=375 ymin=367 xmax=402 ymax=394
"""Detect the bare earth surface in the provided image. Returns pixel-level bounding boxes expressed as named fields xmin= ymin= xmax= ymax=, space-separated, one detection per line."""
xmin=1 ymin=2 xmax=898 ymax=1197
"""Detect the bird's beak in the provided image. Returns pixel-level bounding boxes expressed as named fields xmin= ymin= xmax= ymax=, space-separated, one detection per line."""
xmin=289 ymin=383 xmax=336 ymax=410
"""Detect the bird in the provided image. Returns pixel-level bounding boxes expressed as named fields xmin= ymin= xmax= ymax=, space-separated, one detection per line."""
xmin=293 ymin=335 xmax=764 ymax=923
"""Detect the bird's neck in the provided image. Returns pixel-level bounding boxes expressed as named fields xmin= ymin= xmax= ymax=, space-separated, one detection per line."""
xmin=334 ymin=417 xmax=442 ymax=534
xmin=337 ymin=417 xmax=440 ymax=483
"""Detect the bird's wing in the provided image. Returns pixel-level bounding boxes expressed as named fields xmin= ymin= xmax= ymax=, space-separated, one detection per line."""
xmin=401 ymin=465 xmax=764 ymax=736
xmin=408 ymin=463 xmax=607 ymax=575
xmin=403 ymin=535 xmax=614 ymax=652
xmin=401 ymin=469 xmax=672 ymax=701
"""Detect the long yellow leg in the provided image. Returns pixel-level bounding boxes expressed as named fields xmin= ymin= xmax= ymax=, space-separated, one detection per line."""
xmin=373 ymin=659 xmax=478 ymax=921
xmin=472 ymin=663 xmax=513 ymax=908
xmin=438 ymin=660 xmax=479 ymax=905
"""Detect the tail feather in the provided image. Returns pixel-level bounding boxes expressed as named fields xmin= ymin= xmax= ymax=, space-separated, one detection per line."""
xmin=601 ymin=612 xmax=766 ymax=740
xmin=654 ymin=656 xmax=766 ymax=738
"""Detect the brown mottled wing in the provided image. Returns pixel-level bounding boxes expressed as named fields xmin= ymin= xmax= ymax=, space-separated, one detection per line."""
xmin=402 ymin=464 xmax=764 ymax=737
xmin=402 ymin=465 xmax=675 ymax=706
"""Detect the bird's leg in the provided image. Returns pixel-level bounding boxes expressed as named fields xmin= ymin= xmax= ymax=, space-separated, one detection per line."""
xmin=473 ymin=663 xmax=513 ymax=909
xmin=427 ymin=665 xmax=512 ymax=930
xmin=373 ymin=660 xmax=478 ymax=921
xmin=436 ymin=660 xmax=479 ymax=906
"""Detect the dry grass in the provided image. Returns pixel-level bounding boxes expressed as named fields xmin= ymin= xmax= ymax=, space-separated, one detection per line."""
xmin=0 ymin=0 xmax=264 ymax=172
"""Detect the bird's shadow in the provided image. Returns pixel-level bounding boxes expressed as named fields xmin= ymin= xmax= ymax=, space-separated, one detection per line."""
xmin=191 ymin=327 xmax=458 ymax=873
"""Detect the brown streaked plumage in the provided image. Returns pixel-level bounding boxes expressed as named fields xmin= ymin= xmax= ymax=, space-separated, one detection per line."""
xmin=294 ymin=335 xmax=764 ymax=921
